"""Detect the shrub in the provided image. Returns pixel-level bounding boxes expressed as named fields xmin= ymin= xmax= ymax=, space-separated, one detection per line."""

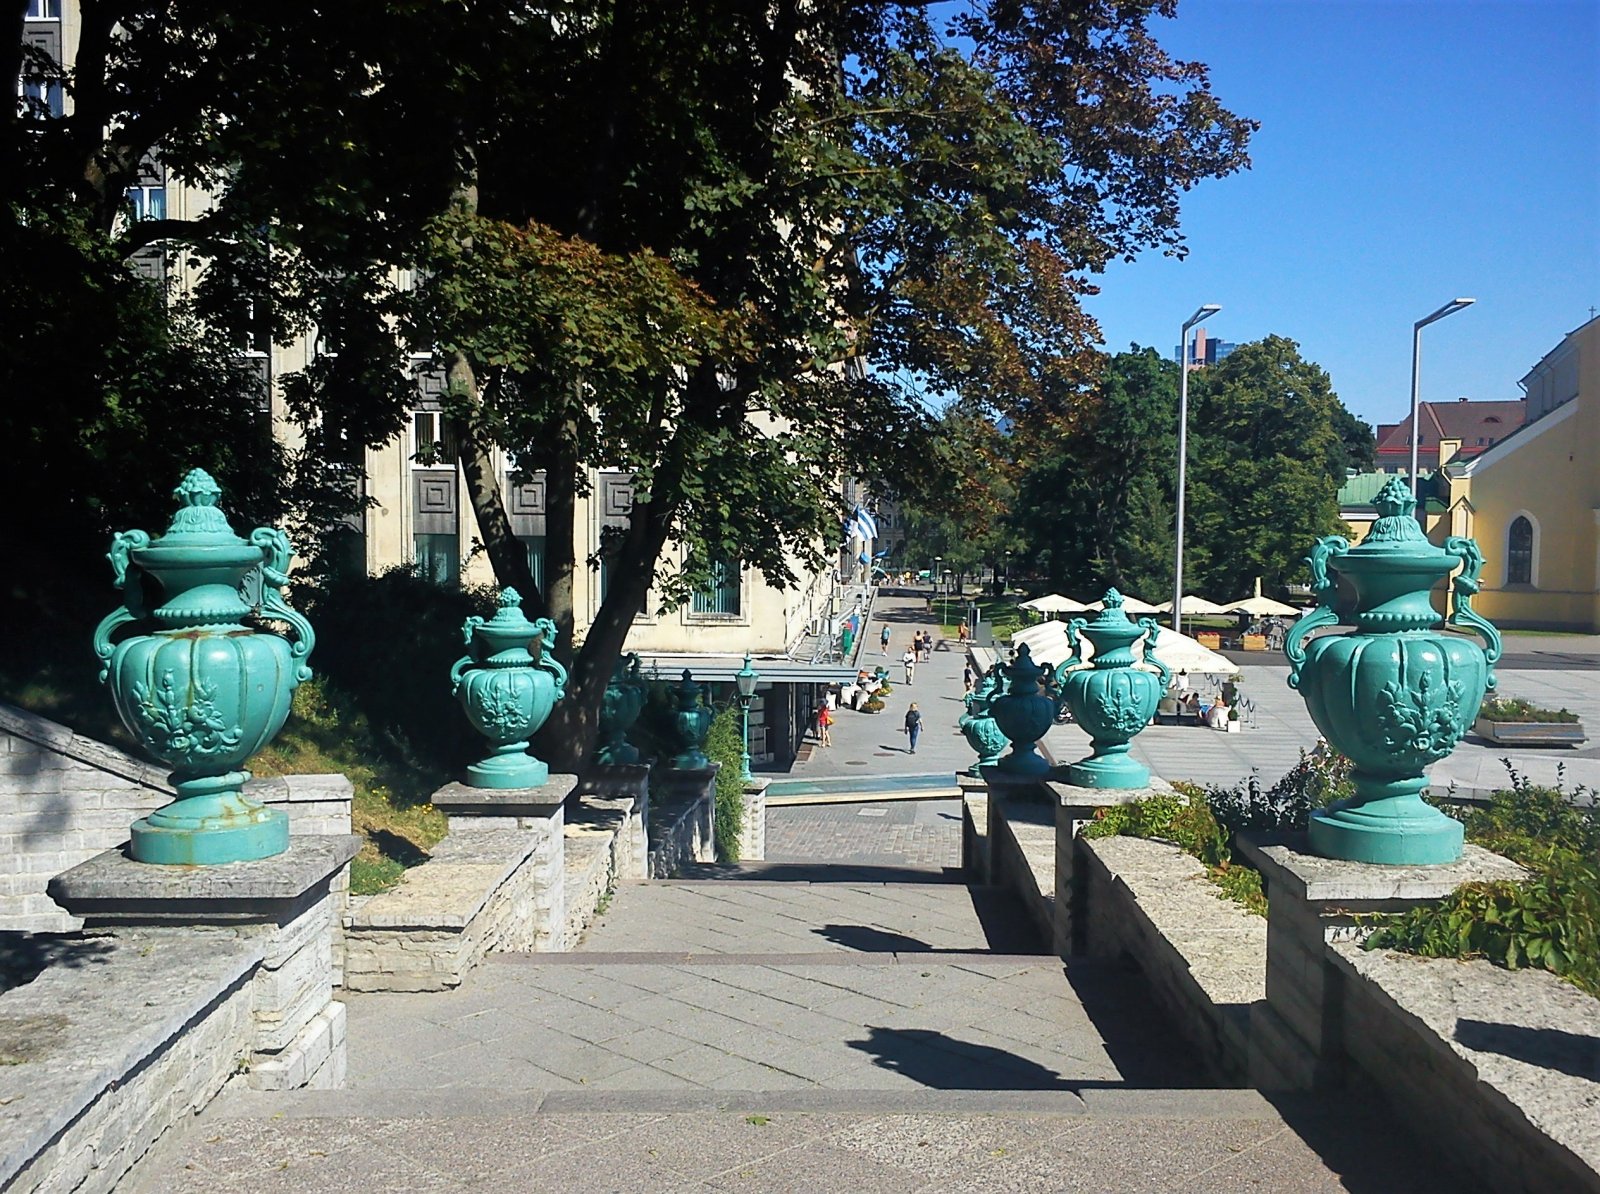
xmin=862 ymin=696 xmax=885 ymax=713
xmin=1478 ymin=696 xmax=1579 ymax=724
xmin=1205 ymin=746 xmax=1353 ymax=836
xmin=703 ymin=703 xmax=746 ymax=862
xmin=1367 ymin=767 xmax=1600 ymax=997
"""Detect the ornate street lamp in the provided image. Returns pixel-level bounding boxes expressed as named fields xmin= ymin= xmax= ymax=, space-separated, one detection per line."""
xmin=735 ymin=652 xmax=760 ymax=781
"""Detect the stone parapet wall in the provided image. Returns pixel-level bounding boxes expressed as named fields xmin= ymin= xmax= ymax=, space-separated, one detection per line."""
xmin=648 ymin=768 xmax=717 ymax=877
xmin=344 ymin=812 xmax=565 ymax=992
xmin=1329 ymin=944 xmax=1600 ymax=1194
xmin=0 ymin=931 xmax=262 ymax=1194
xmin=738 ymin=778 xmax=768 ymax=862
xmin=0 ymin=703 xmax=167 ymax=931
xmin=986 ymin=793 xmax=1055 ymax=950
xmin=1078 ymin=836 xmax=1264 ymax=1085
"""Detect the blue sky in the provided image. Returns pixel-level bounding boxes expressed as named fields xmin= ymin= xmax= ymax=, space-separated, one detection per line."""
xmin=1083 ymin=0 xmax=1600 ymax=430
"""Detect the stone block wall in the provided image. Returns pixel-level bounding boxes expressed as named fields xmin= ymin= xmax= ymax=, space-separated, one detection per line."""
xmin=0 ymin=703 xmax=168 ymax=931
xmin=344 ymin=810 xmax=566 ymax=992
xmin=648 ymin=769 xmax=717 ymax=877
xmin=738 ymin=778 xmax=768 ymax=862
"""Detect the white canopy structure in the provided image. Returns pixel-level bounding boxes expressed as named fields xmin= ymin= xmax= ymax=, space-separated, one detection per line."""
xmin=1085 ymin=595 xmax=1164 ymax=615
xmin=1007 ymin=622 xmax=1239 ymax=676
xmin=1151 ymin=595 xmax=1229 ymax=616
xmin=1019 ymin=593 xmax=1093 ymax=614
xmin=1220 ymin=576 xmax=1301 ymax=618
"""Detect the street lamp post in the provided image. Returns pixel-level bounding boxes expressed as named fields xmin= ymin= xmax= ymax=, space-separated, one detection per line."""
xmin=1172 ymin=303 xmax=1222 ymax=639
xmin=734 ymin=652 xmax=759 ymax=781
xmin=1409 ymin=298 xmax=1476 ymax=507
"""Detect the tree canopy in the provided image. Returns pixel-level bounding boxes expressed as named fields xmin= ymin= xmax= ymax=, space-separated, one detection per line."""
xmin=4 ymin=0 xmax=1258 ymax=761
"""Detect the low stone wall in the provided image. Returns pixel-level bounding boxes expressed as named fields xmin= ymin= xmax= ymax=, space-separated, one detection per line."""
xmin=344 ymin=812 xmax=565 ymax=992
xmin=1329 ymin=944 xmax=1600 ymax=1194
xmin=562 ymin=792 xmax=648 ymax=948
xmin=987 ymin=794 xmax=1055 ymax=949
xmin=648 ymin=768 xmax=717 ymax=877
xmin=1079 ymin=836 xmax=1264 ymax=1085
xmin=0 ymin=930 xmax=261 ymax=1194
xmin=0 ymin=703 xmax=167 ymax=931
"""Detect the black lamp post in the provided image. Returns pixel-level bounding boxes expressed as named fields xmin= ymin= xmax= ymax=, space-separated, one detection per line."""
xmin=735 ymin=652 xmax=759 ymax=781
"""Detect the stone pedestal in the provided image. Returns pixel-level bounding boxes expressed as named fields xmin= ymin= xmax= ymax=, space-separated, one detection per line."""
xmin=48 ymin=835 xmax=360 ymax=1091
xmin=430 ymin=773 xmax=577 ymax=829
xmin=1050 ymin=777 xmax=1175 ymax=958
xmin=739 ymin=777 xmax=769 ymax=862
xmin=956 ymin=774 xmax=989 ymax=882
xmin=1236 ymin=831 xmax=1526 ymax=1091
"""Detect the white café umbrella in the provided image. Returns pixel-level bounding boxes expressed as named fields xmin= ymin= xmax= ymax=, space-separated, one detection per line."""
xmin=1008 ymin=621 xmax=1239 ymax=676
xmin=1220 ymin=576 xmax=1301 ymax=618
xmin=1019 ymin=593 xmax=1092 ymax=614
xmin=1151 ymin=595 xmax=1228 ymax=616
xmin=1085 ymin=594 xmax=1164 ymax=615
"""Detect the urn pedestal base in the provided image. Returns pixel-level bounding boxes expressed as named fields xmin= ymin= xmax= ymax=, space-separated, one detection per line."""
xmin=1063 ymin=749 xmax=1149 ymax=790
xmin=465 ymin=742 xmax=550 ymax=790
xmin=1307 ymin=786 xmax=1463 ymax=866
xmin=130 ymin=776 xmax=290 ymax=865
xmin=995 ymin=743 xmax=1052 ymax=777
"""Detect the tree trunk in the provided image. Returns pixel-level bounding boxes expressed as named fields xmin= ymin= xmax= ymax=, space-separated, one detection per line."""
xmin=448 ymin=356 xmax=538 ymax=605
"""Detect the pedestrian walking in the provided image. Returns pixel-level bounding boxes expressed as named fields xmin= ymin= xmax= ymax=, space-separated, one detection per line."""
xmin=880 ymin=624 xmax=891 ymax=655
xmin=958 ymin=618 xmax=970 ymax=644
xmin=903 ymin=703 xmax=923 ymax=754
xmin=901 ymin=648 xmax=916 ymax=685
xmin=963 ymin=663 xmax=975 ymax=694
xmin=817 ymin=700 xmax=833 ymax=747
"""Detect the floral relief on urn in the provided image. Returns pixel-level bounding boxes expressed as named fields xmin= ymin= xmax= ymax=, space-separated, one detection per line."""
xmin=450 ymin=588 xmax=568 ymax=789
xmin=1284 ymin=477 xmax=1501 ymax=865
xmin=93 ymin=468 xmax=316 ymax=865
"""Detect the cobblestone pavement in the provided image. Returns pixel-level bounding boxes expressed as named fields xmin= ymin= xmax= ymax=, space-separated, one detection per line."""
xmin=763 ymin=800 xmax=962 ymax=869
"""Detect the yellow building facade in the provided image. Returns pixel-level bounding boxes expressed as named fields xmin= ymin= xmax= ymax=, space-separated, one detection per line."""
xmin=1440 ymin=316 xmax=1600 ymax=632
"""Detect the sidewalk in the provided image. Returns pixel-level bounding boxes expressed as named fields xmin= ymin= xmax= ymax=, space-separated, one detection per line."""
xmin=796 ymin=594 xmax=975 ymax=789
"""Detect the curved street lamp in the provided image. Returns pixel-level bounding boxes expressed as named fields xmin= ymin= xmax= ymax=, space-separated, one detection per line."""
xmin=1409 ymin=298 xmax=1476 ymax=506
xmin=735 ymin=652 xmax=759 ymax=781
xmin=1172 ymin=303 xmax=1222 ymax=637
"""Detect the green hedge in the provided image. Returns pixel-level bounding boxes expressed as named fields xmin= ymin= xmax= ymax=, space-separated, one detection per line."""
xmin=703 ymin=703 xmax=746 ymax=862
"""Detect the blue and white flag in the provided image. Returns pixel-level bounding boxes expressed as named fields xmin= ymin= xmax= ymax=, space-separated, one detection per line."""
xmin=843 ymin=505 xmax=878 ymax=542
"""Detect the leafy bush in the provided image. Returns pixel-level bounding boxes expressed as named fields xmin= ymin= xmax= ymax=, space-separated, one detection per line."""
xmin=703 ymin=703 xmax=746 ymax=862
xmin=1082 ymin=785 xmax=1261 ymax=914
xmin=1205 ymin=746 xmax=1353 ymax=836
xmin=1478 ymin=696 xmax=1579 ymax=724
xmin=862 ymin=696 xmax=885 ymax=713
xmin=1367 ymin=767 xmax=1600 ymax=997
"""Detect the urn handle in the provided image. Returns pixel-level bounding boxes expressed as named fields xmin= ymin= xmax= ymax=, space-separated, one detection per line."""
xmin=96 ymin=529 xmax=154 ymax=682
xmin=1444 ymin=535 xmax=1502 ymax=691
xmin=1285 ymin=535 xmax=1348 ymax=691
xmin=1136 ymin=616 xmax=1171 ymax=690
xmin=530 ymin=617 xmax=569 ymax=699
xmin=449 ymin=652 xmax=474 ymax=696
xmin=250 ymin=528 xmax=316 ymax=684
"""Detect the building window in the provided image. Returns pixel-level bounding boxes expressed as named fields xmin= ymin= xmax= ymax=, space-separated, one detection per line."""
xmin=414 ymin=533 xmax=459 ymax=587
xmin=20 ymin=78 xmax=64 ymax=117
xmin=691 ymin=557 xmax=742 ymax=616
xmin=525 ymin=537 xmax=544 ymax=591
xmin=1507 ymin=517 xmax=1533 ymax=586
xmin=411 ymin=411 xmax=458 ymax=466
xmin=126 ymin=185 xmax=165 ymax=221
xmin=25 ymin=0 xmax=61 ymax=17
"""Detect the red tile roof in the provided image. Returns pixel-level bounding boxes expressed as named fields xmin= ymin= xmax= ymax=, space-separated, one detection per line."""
xmin=1375 ymin=399 xmax=1526 ymax=464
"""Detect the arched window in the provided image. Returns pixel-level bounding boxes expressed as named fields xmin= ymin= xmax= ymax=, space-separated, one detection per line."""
xmin=1507 ymin=517 xmax=1533 ymax=585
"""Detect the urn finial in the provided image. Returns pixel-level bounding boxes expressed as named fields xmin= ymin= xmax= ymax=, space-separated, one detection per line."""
xmin=163 ymin=467 xmax=239 ymax=539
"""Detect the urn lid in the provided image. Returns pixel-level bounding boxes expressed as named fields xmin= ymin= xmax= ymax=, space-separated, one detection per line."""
xmin=1003 ymin=644 xmax=1047 ymax=694
xmin=673 ymin=670 xmax=705 ymax=710
xmin=1077 ymin=589 xmax=1144 ymax=649
xmin=1334 ymin=477 xmax=1455 ymax=578
xmin=137 ymin=469 xmax=259 ymax=560
xmin=468 ymin=588 xmax=549 ymax=656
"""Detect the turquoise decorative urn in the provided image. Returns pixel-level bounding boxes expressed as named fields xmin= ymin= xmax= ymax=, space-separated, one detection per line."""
xmin=1285 ymin=478 xmax=1501 ymax=865
xmin=987 ymin=644 xmax=1056 ymax=776
xmin=595 ymin=653 xmax=646 ymax=765
xmin=450 ymin=588 xmax=568 ymax=789
xmin=959 ymin=670 xmax=1009 ymax=777
xmin=669 ymin=670 xmax=714 ymax=770
xmin=1054 ymin=589 xmax=1170 ymax=788
xmin=93 ymin=469 xmax=315 ymax=864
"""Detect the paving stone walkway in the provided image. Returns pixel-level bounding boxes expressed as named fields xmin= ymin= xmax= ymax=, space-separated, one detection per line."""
xmin=137 ymin=874 xmax=1473 ymax=1192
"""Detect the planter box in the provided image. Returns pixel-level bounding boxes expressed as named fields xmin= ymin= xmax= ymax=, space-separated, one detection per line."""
xmin=1242 ymin=634 xmax=1268 ymax=651
xmin=1473 ymin=717 xmax=1587 ymax=747
xmin=1196 ymin=632 xmax=1222 ymax=649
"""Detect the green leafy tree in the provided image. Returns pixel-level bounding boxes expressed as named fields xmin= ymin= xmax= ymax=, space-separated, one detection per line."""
xmin=1010 ymin=347 xmax=1177 ymax=598
xmin=1185 ymin=335 xmax=1368 ymax=598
